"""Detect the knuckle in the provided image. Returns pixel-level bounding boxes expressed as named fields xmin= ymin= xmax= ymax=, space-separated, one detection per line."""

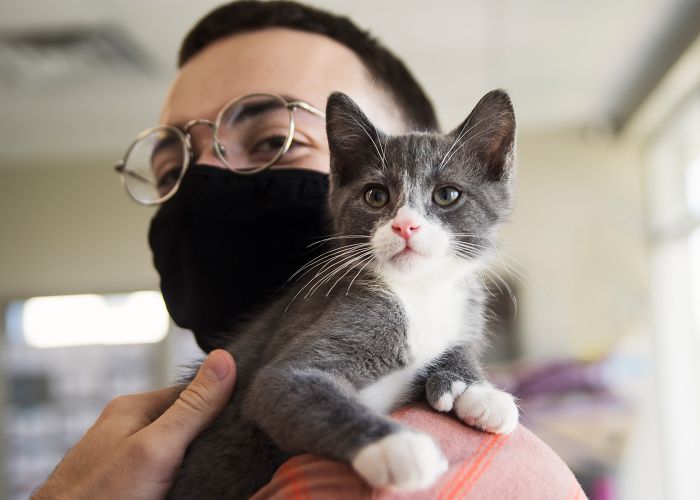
xmin=127 ymin=435 xmax=165 ymax=465
xmin=101 ymin=395 xmax=132 ymax=417
xmin=177 ymin=380 xmax=214 ymax=414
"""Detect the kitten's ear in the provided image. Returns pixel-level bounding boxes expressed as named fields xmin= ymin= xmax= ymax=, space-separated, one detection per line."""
xmin=450 ymin=89 xmax=516 ymax=181
xmin=326 ymin=92 xmax=384 ymax=185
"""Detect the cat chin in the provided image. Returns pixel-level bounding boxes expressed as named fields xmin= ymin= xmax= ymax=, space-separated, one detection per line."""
xmin=379 ymin=264 xmax=426 ymax=283
xmin=383 ymin=255 xmax=482 ymax=287
xmin=383 ymin=250 xmax=431 ymax=276
xmin=379 ymin=251 xmax=459 ymax=282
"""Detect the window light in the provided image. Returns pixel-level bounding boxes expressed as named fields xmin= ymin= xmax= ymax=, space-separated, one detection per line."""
xmin=690 ymin=228 xmax=700 ymax=337
xmin=686 ymin=155 xmax=700 ymax=217
xmin=9 ymin=291 xmax=169 ymax=348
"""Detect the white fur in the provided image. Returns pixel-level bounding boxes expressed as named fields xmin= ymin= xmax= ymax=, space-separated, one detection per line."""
xmin=454 ymin=383 xmax=519 ymax=434
xmin=358 ymin=364 xmax=422 ymax=413
xmin=391 ymin=273 xmax=468 ymax=362
xmin=351 ymin=431 xmax=448 ymax=491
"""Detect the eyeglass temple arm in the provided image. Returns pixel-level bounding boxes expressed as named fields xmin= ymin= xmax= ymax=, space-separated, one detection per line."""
xmin=113 ymin=161 xmax=157 ymax=187
xmin=288 ymin=101 xmax=325 ymax=118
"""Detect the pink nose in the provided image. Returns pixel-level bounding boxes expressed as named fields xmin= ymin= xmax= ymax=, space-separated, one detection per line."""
xmin=392 ymin=221 xmax=421 ymax=240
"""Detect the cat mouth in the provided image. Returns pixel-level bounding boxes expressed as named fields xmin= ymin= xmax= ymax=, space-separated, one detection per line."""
xmin=391 ymin=245 xmax=424 ymax=261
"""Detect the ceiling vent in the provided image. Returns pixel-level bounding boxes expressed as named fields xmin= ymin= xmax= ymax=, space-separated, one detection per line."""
xmin=0 ymin=25 xmax=154 ymax=90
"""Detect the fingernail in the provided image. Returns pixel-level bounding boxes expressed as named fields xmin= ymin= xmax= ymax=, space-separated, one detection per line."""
xmin=205 ymin=350 xmax=231 ymax=381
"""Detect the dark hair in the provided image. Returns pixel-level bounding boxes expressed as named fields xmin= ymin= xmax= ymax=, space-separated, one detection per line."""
xmin=179 ymin=0 xmax=438 ymax=130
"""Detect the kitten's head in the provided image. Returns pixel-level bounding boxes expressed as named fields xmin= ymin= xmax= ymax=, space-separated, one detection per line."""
xmin=325 ymin=90 xmax=516 ymax=284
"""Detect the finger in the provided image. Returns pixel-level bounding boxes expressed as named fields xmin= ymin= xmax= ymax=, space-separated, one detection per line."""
xmin=138 ymin=350 xmax=236 ymax=454
xmin=98 ymin=385 xmax=186 ymax=432
xmin=129 ymin=385 xmax=186 ymax=422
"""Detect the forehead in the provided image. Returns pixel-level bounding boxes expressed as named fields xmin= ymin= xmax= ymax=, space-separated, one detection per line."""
xmin=160 ymin=28 xmax=402 ymax=131
xmin=357 ymin=133 xmax=487 ymax=198
xmin=362 ymin=134 xmax=449 ymax=181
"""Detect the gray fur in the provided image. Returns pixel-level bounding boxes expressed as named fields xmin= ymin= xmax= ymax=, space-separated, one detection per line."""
xmin=168 ymin=89 xmax=517 ymax=498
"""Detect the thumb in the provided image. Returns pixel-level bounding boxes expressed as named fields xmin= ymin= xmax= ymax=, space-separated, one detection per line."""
xmin=143 ymin=349 xmax=236 ymax=454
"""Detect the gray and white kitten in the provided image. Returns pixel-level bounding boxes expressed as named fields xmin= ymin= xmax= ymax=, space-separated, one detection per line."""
xmin=168 ymin=89 xmax=519 ymax=498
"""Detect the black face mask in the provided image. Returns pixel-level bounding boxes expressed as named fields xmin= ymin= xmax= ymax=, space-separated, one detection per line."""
xmin=148 ymin=164 xmax=330 ymax=353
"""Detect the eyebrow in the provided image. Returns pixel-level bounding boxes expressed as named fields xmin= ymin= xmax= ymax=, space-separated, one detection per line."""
xmin=150 ymin=134 xmax=182 ymax=164
xmin=230 ymin=97 xmax=286 ymax=124
xmin=168 ymin=94 xmax=305 ymax=130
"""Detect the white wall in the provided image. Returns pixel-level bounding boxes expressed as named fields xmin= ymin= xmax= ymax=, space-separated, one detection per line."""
xmin=0 ymin=157 xmax=158 ymax=300
xmin=504 ymin=131 xmax=650 ymax=359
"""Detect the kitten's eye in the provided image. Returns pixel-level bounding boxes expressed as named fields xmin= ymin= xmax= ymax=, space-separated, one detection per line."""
xmin=433 ymin=186 xmax=461 ymax=206
xmin=364 ymin=186 xmax=389 ymax=208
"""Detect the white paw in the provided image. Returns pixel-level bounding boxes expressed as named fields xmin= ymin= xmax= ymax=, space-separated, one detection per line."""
xmin=351 ymin=431 xmax=448 ymax=491
xmin=431 ymin=380 xmax=467 ymax=412
xmin=454 ymin=384 xmax=519 ymax=434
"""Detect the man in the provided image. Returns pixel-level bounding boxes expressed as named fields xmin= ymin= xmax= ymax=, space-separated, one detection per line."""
xmin=33 ymin=2 xmax=584 ymax=498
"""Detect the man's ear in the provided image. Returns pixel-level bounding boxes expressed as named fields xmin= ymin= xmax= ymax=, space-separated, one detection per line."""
xmin=325 ymin=92 xmax=385 ymax=186
xmin=448 ymin=89 xmax=516 ymax=181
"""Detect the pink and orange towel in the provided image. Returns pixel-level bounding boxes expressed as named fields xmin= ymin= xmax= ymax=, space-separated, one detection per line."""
xmin=252 ymin=404 xmax=586 ymax=499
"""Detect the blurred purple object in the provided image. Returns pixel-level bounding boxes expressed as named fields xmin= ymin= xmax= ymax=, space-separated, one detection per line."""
xmin=510 ymin=359 xmax=610 ymax=398
xmin=592 ymin=474 xmax=616 ymax=500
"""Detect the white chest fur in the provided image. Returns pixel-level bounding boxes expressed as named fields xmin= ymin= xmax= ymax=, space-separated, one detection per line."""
xmin=358 ymin=274 xmax=472 ymax=413
xmin=396 ymin=279 xmax=468 ymax=363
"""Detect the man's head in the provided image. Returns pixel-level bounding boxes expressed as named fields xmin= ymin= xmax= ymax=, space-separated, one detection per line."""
xmin=148 ymin=1 xmax=439 ymax=351
xmin=160 ymin=0 xmax=437 ymax=173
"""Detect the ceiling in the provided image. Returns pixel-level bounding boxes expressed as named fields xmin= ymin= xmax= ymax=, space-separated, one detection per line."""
xmin=0 ymin=0 xmax=698 ymax=168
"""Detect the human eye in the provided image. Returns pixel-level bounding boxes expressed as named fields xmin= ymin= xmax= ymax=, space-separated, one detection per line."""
xmin=156 ymin=164 xmax=182 ymax=195
xmin=152 ymin=151 xmax=183 ymax=192
xmin=250 ymin=134 xmax=288 ymax=155
xmin=249 ymin=133 xmax=311 ymax=164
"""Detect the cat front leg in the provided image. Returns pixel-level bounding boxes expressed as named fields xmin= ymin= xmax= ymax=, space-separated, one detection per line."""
xmin=425 ymin=345 xmax=484 ymax=412
xmin=245 ymin=365 xmax=448 ymax=491
xmin=426 ymin=346 xmax=519 ymax=434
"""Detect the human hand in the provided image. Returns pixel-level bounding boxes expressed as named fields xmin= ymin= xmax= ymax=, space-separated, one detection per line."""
xmin=31 ymin=349 xmax=236 ymax=500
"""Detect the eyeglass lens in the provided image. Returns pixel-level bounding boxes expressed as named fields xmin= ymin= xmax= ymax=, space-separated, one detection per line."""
xmin=214 ymin=94 xmax=292 ymax=172
xmin=122 ymin=94 xmax=295 ymax=203
xmin=123 ymin=127 xmax=187 ymax=204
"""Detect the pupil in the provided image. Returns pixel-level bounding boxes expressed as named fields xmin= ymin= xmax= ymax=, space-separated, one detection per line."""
xmin=268 ymin=136 xmax=285 ymax=148
xmin=366 ymin=187 xmax=387 ymax=207
xmin=435 ymin=187 xmax=458 ymax=205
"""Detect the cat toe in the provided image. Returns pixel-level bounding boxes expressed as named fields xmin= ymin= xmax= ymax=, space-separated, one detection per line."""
xmin=454 ymin=384 xmax=519 ymax=434
xmin=351 ymin=431 xmax=448 ymax=491
xmin=430 ymin=380 xmax=467 ymax=412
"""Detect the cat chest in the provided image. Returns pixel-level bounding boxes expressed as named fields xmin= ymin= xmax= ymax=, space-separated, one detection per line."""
xmin=357 ymin=284 xmax=468 ymax=414
xmin=400 ymin=284 xmax=467 ymax=363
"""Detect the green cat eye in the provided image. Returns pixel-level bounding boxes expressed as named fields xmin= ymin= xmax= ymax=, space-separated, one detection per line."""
xmin=365 ymin=186 xmax=389 ymax=208
xmin=433 ymin=186 xmax=461 ymax=206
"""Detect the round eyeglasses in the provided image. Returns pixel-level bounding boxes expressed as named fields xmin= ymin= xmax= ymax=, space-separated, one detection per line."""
xmin=114 ymin=93 xmax=325 ymax=205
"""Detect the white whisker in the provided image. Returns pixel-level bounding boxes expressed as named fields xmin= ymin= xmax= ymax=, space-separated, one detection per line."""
xmin=288 ymin=243 xmax=371 ymax=281
xmin=306 ymin=250 xmax=374 ymax=299
xmin=326 ymin=254 xmax=374 ymax=297
xmin=306 ymin=234 xmax=372 ymax=247
xmin=346 ymin=255 xmax=375 ymax=295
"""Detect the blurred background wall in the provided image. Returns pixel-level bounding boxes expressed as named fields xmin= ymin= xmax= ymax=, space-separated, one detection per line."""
xmin=1 ymin=1 xmax=699 ymax=499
